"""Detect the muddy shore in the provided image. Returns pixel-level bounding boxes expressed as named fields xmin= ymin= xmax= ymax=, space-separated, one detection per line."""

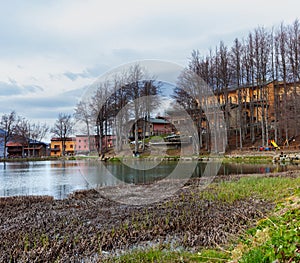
xmin=1 ymin=171 xmax=290 ymax=263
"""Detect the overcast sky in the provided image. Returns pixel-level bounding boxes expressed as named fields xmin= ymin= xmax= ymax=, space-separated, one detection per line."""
xmin=1 ymin=0 xmax=300 ymax=140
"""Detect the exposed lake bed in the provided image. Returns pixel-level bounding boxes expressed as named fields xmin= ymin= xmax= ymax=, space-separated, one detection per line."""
xmin=0 ymin=167 xmax=299 ymax=262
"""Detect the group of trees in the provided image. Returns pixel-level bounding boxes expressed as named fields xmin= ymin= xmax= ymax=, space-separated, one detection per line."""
xmin=0 ymin=111 xmax=49 ymax=158
xmin=74 ymin=64 xmax=161 ymax=155
xmin=174 ymin=19 xmax=300 ymax=149
xmin=172 ymin=68 xmax=227 ymax=153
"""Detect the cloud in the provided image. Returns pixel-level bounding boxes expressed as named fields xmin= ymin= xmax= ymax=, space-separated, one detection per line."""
xmin=63 ymin=64 xmax=109 ymax=81
xmin=0 ymin=84 xmax=90 ymax=142
xmin=24 ymin=85 xmax=44 ymax=93
xmin=0 ymin=81 xmax=23 ymax=96
xmin=63 ymin=71 xmax=89 ymax=81
xmin=0 ymin=81 xmax=43 ymax=96
xmin=85 ymin=64 xmax=110 ymax=78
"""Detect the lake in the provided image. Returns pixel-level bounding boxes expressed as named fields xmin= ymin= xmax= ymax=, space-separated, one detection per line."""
xmin=0 ymin=160 xmax=298 ymax=199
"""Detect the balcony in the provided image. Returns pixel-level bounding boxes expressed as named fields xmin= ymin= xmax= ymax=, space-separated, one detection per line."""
xmin=50 ymin=147 xmax=60 ymax=152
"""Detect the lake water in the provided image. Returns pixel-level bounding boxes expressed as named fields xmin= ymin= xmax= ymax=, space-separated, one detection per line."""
xmin=0 ymin=160 xmax=298 ymax=199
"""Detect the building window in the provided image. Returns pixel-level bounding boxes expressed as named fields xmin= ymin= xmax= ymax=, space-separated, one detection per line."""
xmin=70 ymin=145 xmax=73 ymax=149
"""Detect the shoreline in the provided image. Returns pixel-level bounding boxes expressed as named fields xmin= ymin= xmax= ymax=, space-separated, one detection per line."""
xmin=0 ymin=153 xmax=297 ymax=166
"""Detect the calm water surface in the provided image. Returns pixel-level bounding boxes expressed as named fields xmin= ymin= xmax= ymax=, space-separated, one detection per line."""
xmin=0 ymin=160 xmax=298 ymax=199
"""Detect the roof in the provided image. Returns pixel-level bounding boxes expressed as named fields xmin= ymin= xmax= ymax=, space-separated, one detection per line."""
xmin=6 ymin=142 xmax=24 ymax=147
xmin=148 ymin=118 xmax=170 ymax=124
xmin=29 ymin=139 xmax=48 ymax=146
xmin=76 ymin=135 xmax=96 ymax=137
xmin=127 ymin=117 xmax=171 ymax=125
xmin=219 ymin=80 xmax=276 ymax=94
xmin=51 ymin=137 xmax=76 ymax=142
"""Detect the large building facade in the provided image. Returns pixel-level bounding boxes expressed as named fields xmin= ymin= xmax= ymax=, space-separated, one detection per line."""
xmin=75 ymin=135 xmax=116 ymax=155
xmin=217 ymin=81 xmax=300 ymax=140
xmin=128 ymin=117 xmax=173 ymax=139
xmin=50 ymin=137 xmax=76 ymax=157
xmin=5 ymin=139 xmax=48 ymax=158
xmin=170 ymin=80 xmax=300 ymax=150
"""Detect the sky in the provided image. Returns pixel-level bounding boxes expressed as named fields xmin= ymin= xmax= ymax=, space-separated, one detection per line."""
xmin=1 ymin=0 xmax=300 ymax=141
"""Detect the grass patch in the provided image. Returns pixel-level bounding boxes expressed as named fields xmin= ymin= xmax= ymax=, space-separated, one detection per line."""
xmin=200 ymin=176 xmax=300 ymax=203
xmin=223 ymin=156 xmax=273 ymax=164
xmin=105 ymin=247 xmax=229 ymax=263
xmin=0 ymin=156 xmax=60 ymax=162
xmin=109 ymin=156 xmax=122 ymax=162
xmin=232 ymin=195 xmax=300 ymax=262
xmin=146 ymin=135 xmax=166 ymax=143
xmin=74 ymin=155 xmax=99 ymax=159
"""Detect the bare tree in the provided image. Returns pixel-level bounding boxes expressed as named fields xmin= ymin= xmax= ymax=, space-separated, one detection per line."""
xmin=111 ymin=73 xmax=130 ymax=152
xmin=276 ymin=23 xmax=289 ymax=143
xmin=140 ymin=79 xmax=161 ymax=150
xmin=0 ymin=111 xmax=16 ymax=159
xmin=270 ymin=26 xmax=280 ymax=144
xmin=174 ymin=69 xmax=205 ymax=149
xmin=188 ymin=50 xmax=217 ymax=150
xmin=125 ymin=65 xmax=146 ymax=154
xmin=124 ymin=64 xmax=160 ymax=154
xmin=214 ymin=41 xmax=232 ymax=148
xmin=14 ymin=117 xmax=32 ymax=157
xmin=287 ymin=20 xmax=300 ymax=137
xmin=231 ymin=37 xmax=244 ymax=149
xmin=89 ymin=81 xmax=112 ymax=156
xmin=31 ymin=122 xmax=49 ymax=156
xmin=51 ymin=113 xmax=73 ymax=156
xmin=174 ymin=67 xmax=227 ymax=153
xmin=74 ymin=100 xmax=92 ymax=154
xmin=243 ymin=32 xmax=258 ymax=143
xmin=251 ymin=27 xmax=272 ymax=147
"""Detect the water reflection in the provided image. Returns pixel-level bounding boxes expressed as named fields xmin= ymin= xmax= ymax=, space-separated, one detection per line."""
xmin=0 ymin=160 xmax=298 ymax=199
xmin=0 ymin=161 xmax=86 ymax=199
xmin=104 ymin=161 xmax=177 ymax=184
